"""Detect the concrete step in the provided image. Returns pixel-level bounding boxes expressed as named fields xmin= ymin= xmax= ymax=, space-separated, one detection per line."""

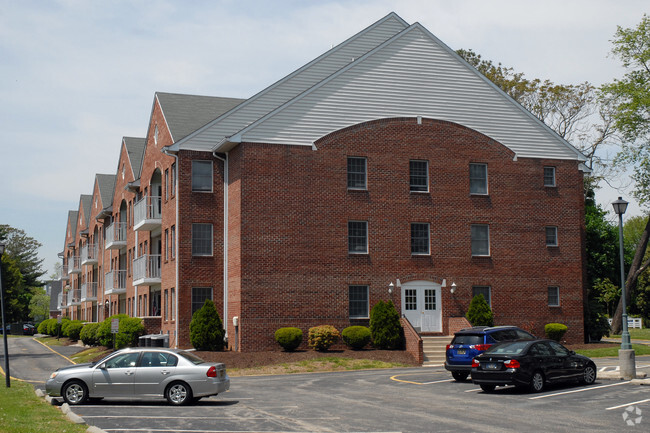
xmin=421 ymin=335 xmax=452 ymax=367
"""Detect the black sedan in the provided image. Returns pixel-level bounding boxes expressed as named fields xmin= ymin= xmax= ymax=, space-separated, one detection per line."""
xmin=470 ymin=339 xmax=597 ymax=393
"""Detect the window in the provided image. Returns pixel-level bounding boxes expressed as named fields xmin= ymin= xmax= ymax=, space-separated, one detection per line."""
xmin=164 ymin=290 xmax=168 ymax=321
xmin=165 ymin=169 xmax=169 ymax=201
xmin=348 ymin=221 xmax=368 ymax=254
xmin=349 ymin=285 xmax=369 ymax=318
xmin=548 ymin=286 xmax=560 ymax=306
xmin=471 ymin=224 xmax=490 ymax=256
xmin=191 ymin=287 xmax=212 ymax=315
xmin=192 ymin=160 xmax=212 ymax=192
xmin=171 ymin=225 xmax=176 ymax=259
xmin=347 ymin=157 xmax=367 ymax=190
xmin=404 ymin=289 xmax=417 ymax=311
xmin=410 ymin=160 xmax=428 ymax=192
xmin=164 ymin=229 xmax=169 ymax=261
xmin=411 ymin=223 xmax=430 ymax=255
xmin=546 ymin=226 xmax=558 ymax=247
xmin=154 ymin=125 xmax=159 ymax=146
xmin=171 ymin=288 xmax=175 ymax=320
xmin=544 ymin=167 xmax=556 ymax=187
xmin=469 ymin=163 xmax=488 ymax=195
xmin=192 ymin=223 xmax=212 ymax=256
xmin=171 ymin=163 xmax=176 ymax=197
xmin=472 ymin=286 xmax=491 ymax=306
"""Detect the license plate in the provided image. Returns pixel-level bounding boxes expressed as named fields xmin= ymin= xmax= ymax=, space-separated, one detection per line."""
xmin=457 ymin=349 xmax=466 ymax=355
xmin=484 ymin=363 xmax=499 ymax=370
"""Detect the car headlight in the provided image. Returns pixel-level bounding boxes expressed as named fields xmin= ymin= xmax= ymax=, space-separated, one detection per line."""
xmin=49 ymin=372 xmax=58 ymax=379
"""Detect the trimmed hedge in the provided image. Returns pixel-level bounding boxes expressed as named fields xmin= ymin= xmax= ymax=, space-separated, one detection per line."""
xmin=545 ymin=323 xmax=568 ymax=342
xmin=96 ymin=315 xmax=144 ymax=349
xmin=308 ymin=325 xmax=340 ymax=351
xmin=63 ymin=320 xmax=84 ymax=341
xmin=80 ymin=322 xmax=100 ymax=346
xmin=342 ymin=326 xmax=371 ymax=350
xmin=275 ymin=327 xmax=303 ymax=351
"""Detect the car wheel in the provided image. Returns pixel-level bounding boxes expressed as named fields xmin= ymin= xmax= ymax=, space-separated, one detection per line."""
xmin=580 ymin=364 xmax=597 ymax=385
xmin=530 ymin=371 xmax=545 ymax=392
xmin=62 ymin=380 xmax=88 ymax=405
xmin=166 ymin=382 xmax=193 ymax=406
xmin=480 ymin=384 xmax=496 ymax=393
xmin=452 ymin=371 xmax=469 ymax=382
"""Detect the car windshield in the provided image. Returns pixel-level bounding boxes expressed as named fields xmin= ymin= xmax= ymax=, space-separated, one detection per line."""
xmin=452 ymin=335 xmax=482 ymax=345
xmin=485 ymin=341 xmax=530 ymax=355
xmin=177 ymin=351 xmax=207 ymax=365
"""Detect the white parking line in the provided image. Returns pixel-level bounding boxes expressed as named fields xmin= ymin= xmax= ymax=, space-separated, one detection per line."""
xmin=605 ymin=399 xmax=650 ymax=411
xmin=529 ymin=381 xmax=630 ymax=400
xmin=421 ymin=379 xmax=454 ymax=385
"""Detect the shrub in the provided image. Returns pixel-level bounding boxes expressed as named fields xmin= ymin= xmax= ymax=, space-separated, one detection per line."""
xmin=37 ymin=319 xmax=53 ymax=335
xmin=342 ymin=326 xmax=371 ymax=350
xmin=369 ymin=300 xmax=403 ymax=350
xmin=275 ymin=327 xmax=303 ymax=351
xmin=190 ymin=299 xmax=225 ymax=351
xmin=466 ymin=294 xmax=494 ymax=327
xmin=115 ymin=317 xmax=145 ymax=349
xmin=585 ymin=299 xmax=610 ymax=342
xmin=545 ymin=323 xmax=568 ymax=342
xmin=64 ymin=320 xmax=84 ymax=341
xmin=96 ymin=314 xmax=136 ymax=348
xmin=47 ymin=317 xmax=67 ymax=336
xmin=308 ymin=325 xmax=340 ymax=351
xmin=80 ymin=322 xmax=100 ymax=346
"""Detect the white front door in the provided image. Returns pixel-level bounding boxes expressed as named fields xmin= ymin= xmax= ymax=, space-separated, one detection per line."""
xmin=401 ymin=281 xmax=441 ymax=332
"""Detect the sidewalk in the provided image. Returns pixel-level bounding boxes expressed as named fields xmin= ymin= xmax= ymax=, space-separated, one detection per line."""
xmin=602 ymin=337 xmax=650 ymax=346
xmin=597 ymin=337 xmax=650 ymax=381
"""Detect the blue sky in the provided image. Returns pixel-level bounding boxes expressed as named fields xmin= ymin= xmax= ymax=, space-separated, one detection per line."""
xmin=0 ymin=0 xmax=647 ymax=276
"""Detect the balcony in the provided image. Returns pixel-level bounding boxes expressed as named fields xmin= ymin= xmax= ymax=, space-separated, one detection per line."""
xmin=67 ymin=256 xmax=81 ymax=275
xmin=133 ymin=254 xmax=161 ymax=286
xmin=81 ymin=282 xmax=98 ymax=302
xmin=81 ymin=244 xmax=99 ymax=266
xmin=105 ymin=270 xmax=127 ymax=295
xmin=57 ymin=292 xmax=63 ymax=310
xmin=68 ymin=289 xmax=81 ymax=306
xmin=134 ymin=196 xmax=162 ymax=231
xmin=56 ymin=265 xmax=69 ymax=281
xmin=105 ymin=222 xmax=127 ymax=249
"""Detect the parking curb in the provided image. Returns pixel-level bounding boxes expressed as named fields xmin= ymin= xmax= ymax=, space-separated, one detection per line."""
xmin=598 ymin=370 xmax=648 ymax=381
xmin=36 ymin=388 xmax=109 ymax=433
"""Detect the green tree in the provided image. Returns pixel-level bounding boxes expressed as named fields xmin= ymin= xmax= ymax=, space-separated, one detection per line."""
xmin=466 ymin=294 xmax=494 ymax=327
xmin=0 ymin=224 xmax=45 ymax=288
xmin=369 ymin=300 xmax=403 ymax=350
xmin=190 ymin=299 xmax=225 ymax=351
xmin=600 ymin=15 xmax=650 ymax=333
xmin=29 ymin=290 xmax=50 ymax=322
xmin=0 ymin=251 xmax=29 ymax=323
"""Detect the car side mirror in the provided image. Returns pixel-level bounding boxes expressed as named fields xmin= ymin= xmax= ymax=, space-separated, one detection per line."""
xmin=98 ymin=363 xmax=107 ymax=369
xmin=569 ymin=350 xmax=576 ymax=355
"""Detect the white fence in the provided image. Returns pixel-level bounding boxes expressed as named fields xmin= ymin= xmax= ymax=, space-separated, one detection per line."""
xmin=608 ymin=317 xmax=643 ymax=329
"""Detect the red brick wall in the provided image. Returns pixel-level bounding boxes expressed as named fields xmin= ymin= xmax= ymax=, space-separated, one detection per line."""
xmin=231 ymin=118 xmax=585 ymax=350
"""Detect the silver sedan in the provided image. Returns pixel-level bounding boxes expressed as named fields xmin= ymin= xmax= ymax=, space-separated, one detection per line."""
xmin=46 ymin=347 xmax=230 ymax=406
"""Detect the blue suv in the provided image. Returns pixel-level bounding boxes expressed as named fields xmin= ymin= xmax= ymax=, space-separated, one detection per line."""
xmin=445 ymin=326 xmax=535 ymax=381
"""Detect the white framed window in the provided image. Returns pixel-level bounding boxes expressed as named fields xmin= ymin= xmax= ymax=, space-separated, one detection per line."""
xmin=469 ymin=163 xmax=488 ymax=195
xmin=411 ymin=223 xmax=430 ymax=255
xmin=472 ymin=286 xmax=491 ymax=306
xmin=544 ymin=167 xmax=556 ymax=187
xmin=548 ymin=286 xmax=560 ymax=306
xmin=349 ymin=285 xmax=369 ymax=318
xmin=192 ymin=223 xmax=213 ymax=256
xmin=348 ymin=221 xmax=368 ymax=254
xmin=410 ymin=160 xmax=429 ymax=192
xmin=546 ymin=226 xmax=558 ymax=247
xmin=154 ymin=125 xmax=159 ymax=146
xmin=347 ymin=157 xmax=367 ymax=190
xmin=171 ymin=225 xmax=176 ymax=259
xmin=471 ymin=224 xmax=490 ymax=256
xmin=192 ymin=160 xmax=213 ymax=192
xmin=191 ymin=287 xmax=212 ymax=315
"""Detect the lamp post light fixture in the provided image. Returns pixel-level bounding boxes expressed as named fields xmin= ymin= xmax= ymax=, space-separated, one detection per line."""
xmin=450 ymin=283 xmax=457 ymax=294
xmin=612 ymin=197 xmax=636 ymax=379
xmin=388 ymin=282 xmax=394 ymax=295
xmin=0 ymin=242 xmax=10 ymax=387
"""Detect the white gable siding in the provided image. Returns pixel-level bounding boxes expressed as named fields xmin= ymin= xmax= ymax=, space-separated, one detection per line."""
xmin=179 ymin=14 xmax=408 ymax=151
xmin=235 ymin=26 xmax=584 ymax=161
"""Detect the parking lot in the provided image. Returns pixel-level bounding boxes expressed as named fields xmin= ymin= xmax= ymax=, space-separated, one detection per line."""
xmin=64 ymin=361 xmax=649 ymax=433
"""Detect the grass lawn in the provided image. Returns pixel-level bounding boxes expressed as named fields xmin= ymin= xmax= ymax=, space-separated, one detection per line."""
xmin=610 ymin=328 xmax=650 ymax=340
xmin=0 ymin=379 xmax=87 ymax=433
xmin=575 ymin=343 xmax=650 ymax=358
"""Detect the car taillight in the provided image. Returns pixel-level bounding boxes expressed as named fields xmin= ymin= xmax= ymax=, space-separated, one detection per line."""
xmin=504 ymin=359 xmax=520 ymax=369
xmin=473 ymin=344 xmax=492 ymax=351
xmin=207 ymin=366 xmax=217 ymax=378
xmin=446 ymin=344 xmax=451 ymax=350
xmin=471 ymin=358 xmax=479 ymax=368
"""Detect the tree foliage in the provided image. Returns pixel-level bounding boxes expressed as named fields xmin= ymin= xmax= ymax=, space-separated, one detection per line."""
xmin=0 ymin=224 xmax=45 ymax=288
xmin=369 ymin=300 xmax=403 ymax=350
xmin=466 ymin=294 xmax=494 ymax=327
xmin=189 ymin=299 xmax=225 ymax=351
xmin=29 ymin=290 xmax=50 ymax=322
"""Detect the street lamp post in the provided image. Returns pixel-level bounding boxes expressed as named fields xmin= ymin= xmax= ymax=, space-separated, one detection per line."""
xmin=612 ymin=197 xmax=636 ymax=379
xmin=0 ymin=242 xmax=10 ymax=387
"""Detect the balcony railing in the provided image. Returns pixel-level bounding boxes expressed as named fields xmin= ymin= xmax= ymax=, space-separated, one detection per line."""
xmin=81 ymin=244 xmax=98 ymax=266
xmin=105 ymin=270 xmax=127 ymax=295
xmin=57 ymin=292 xmax=63 ymax=310
xmin=105 ymin=222 xmax=127 ymax=249
xmin=68 ymin=289 xmax=81 ymax=306
xmin=133 ymin=254 xmax=161 ymax=286
xmin=56 ymin=265 xmax=69 ymax=281
xmin=81 ymin=282 xmax=98 ymax=302
xmin=134 ymin=196 xmax=162 ymax=231
xmin=67 ymin=256 xmax=81 ymax=274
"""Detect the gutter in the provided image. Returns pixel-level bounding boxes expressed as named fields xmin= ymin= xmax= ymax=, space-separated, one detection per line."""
xmin=162 ymin=146 xmax=180 ymax=348
xmin=212 ymin=150 xmax=229 ymax=343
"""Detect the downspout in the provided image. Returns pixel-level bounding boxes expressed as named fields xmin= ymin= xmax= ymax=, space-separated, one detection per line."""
xmin=162 ymin=147 xmax=180 ymax=348
xmin=212 ymin=151 xmax=229 ymax=343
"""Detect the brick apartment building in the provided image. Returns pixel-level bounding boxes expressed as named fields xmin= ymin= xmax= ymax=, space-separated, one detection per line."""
xmin=56 ymin=13 xmax=588 ymax=350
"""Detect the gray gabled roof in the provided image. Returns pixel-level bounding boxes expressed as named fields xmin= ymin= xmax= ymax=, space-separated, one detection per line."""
xmin=155 ymin=92 xmax=245 ymax=143
xmin=80 ymin=195 xmax=92 ymax=227
xmin=95 ymin=174 xmax=116 ymax=210
xmin=123 ymin=137 xmax=146 ymax=179
xmin=48 ymin=280 xmax=62 ymax=311
xmin=67 ymin=210 xmax=79 ymax=241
